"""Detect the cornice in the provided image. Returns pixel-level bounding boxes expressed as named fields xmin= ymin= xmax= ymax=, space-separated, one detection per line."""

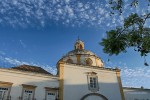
xmin=64 ymin=63 xmax=120 ymax=72
xmin=0 ymin=68 xmax=58 ymax=79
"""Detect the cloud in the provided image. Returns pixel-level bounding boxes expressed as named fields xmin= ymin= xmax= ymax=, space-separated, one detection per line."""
xmin=105 ymin=60 xmax=150 ymax=88
xmin=4 ymin=57 xmax=29 ymax=65
xmin=19 ymin=40 xmax=26 ymax=48
xmin=0 ymin=55 xmax=57 ymax=75
xmin=121 ymin=67 xmax=150 ymax=88
xmin=1 ymin=0 xmax=147 ymax=28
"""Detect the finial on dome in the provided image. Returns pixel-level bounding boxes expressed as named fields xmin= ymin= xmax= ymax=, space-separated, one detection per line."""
xmin=74 ymin=38 xmax=84 ymax=50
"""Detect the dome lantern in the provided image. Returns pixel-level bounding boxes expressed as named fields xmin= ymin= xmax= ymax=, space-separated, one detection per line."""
xmin=74 ymin=39 xmax=84 ymax=50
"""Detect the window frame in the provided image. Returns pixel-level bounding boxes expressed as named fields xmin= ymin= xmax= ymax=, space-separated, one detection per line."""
xmin=44 ymin=87 xmax=59 ymax=100
xmin=21 ymin=84 xmax=37 ymax=100
xmin=0 ymin=81 xmax=13 ymax=100
xmin=87 ymin=72 xmax=99 ymax=92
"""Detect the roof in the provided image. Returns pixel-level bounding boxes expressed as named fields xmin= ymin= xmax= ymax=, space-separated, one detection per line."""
xmin=123 ymin=87 xmax=150 ymax=91
xmin=11 ymin=64 xmax=52 ymax=75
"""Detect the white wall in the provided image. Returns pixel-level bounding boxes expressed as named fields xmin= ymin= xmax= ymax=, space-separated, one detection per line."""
xmin=0 ymin=68 xmax=59 ymax=100
xmin=123 ymin=88 xmax=150 ymax=100
xmin=63 ymin=64 xmax=122 ymax=100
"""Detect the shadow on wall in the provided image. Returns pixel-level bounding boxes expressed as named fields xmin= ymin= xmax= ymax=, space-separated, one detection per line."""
xmin=0 ymin=79 xmax=124 ymax=100
xmin=61 ymin=80 xmax=122 ymax=100
xmin=0 ymin=79 xmax=58 ymax=100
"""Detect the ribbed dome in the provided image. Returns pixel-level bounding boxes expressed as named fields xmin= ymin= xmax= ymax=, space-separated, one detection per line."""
xmin=66 ymin=49 xmax=96 ymax=56
xmin=59 ymin=39 xmax=104 ymax=67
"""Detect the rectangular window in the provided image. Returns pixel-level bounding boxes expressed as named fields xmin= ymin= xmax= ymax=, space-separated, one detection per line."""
xmin=90 ymin=77 xmax=97 ymax=88
xmin=21 ymin=84 xmax=36 ymax=100
xmin=87 ymin=75 xmax=99 ymax=92
xmin=0 ymin=87 xmax=9 ymax=100
xmin=46 ymin=91 xmax=56 ymax=100
xmin=0 ymin=81 xmax=13 ymax=100
xmin=45 ymin=87 xmax=59 ymax=100
xmin=23 ymin=89 xmax=34 ymax=100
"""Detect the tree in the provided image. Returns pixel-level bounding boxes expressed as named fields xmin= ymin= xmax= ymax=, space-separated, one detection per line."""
xmin=100 ymin=0 xmax=150 ymax=66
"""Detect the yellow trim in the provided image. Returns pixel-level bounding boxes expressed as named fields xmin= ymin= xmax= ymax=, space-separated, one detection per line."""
xmin=0 ymin=81 xmax=13 ymax=99
xmin=21 ymin=84 xmax=36 ymax=99
xmin=45 ymin=87 xmax=59 ymax=100
xmin=22 ymin=84 xmax=37 ymax=89
xmin=76 ymin=54 xmax=81 ymax=64
xmin=58 ymin=61 xmax=65 ymax=100
xmin=45 ymin=87 xmax=59 ymax=91
xmin=116 ymin=70 xmax=125 ymax=100
xmin=0 ymin=81 xmax=13 ymax=87
xmin=95 ymin=58 xmax=99 ymax=66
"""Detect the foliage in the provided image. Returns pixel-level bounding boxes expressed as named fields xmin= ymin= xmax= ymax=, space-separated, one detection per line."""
xmin=101 ymin=0 xmax=150 ymax=66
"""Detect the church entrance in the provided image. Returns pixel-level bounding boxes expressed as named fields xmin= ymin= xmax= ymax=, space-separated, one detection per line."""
xmin=81 ymin=93 xmax=108 ymax=100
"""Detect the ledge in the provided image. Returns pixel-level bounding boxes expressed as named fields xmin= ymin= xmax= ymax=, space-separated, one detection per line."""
xmin=0 ymin=68 xmax=58 ymax=79
xmin=64 ymin=62 xmax=120 ymax=72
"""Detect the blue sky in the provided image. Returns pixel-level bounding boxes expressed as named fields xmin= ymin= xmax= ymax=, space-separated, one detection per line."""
xmin=0 ymin=0 xmax=150 ymax=88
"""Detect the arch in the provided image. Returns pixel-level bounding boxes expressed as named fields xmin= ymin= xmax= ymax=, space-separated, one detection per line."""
xmin=75 ymin=43 xmax=83 ymax=50
xmin=81 ymin=93 xmax=108 ymax=100
xmin=85 ymin=58 xmax=93 ymax=66
xmin=79 ymin=44 xmax=83 ymax=49
xmin=66 ymin=59 xmax=73 ymax=64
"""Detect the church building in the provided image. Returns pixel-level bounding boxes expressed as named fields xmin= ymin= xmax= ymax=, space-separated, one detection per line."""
xmin=0 ymin=39 xmax=150 ymax=100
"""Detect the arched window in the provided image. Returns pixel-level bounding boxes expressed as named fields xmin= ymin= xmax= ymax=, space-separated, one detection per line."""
xmin=74 ymin=40 xmax=84 ymax=50
xmin=76 ymin=43 xmax=83 ymax=50
xmin=85 ymin=58 xmax=93 ymax=66
xmin=79 ymin=44 xmax=83 ymax=49
xmin=66 ymin=59 xmax=73 ymax=64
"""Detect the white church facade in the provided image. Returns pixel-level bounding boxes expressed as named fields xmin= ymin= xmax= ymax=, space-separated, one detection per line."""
xmin=0 ymin=39 xmax=150 ymax=100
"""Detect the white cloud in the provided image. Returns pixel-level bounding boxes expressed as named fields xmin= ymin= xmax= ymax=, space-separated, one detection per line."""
xmin=121 ymin=67 xmax=150 ymax=88
xmin=1 ymin=0 xmax=139 ymax=28
xmin=19 ymin=40 xmax=26 ymax=48
xmin=4 ymin=57 xmax=30 ymax=65
xmin=77 ymin=2 xmax=83 ymax=8
xmin=65 ymin=0 xmax=70 ymax=4
xmin=0 ymin=55 xmax=57 ymax=75
xmin=0 ymin=0 xmax=146 ymax=28
xmin=105 ymin=60 xmax=150 ymax=88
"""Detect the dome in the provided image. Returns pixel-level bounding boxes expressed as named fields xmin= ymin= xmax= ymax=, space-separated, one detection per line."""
xmin=66 ymin=49 xmax=95 ymax=56
xmin=59 ymin=39 xmax=104 ymax=67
